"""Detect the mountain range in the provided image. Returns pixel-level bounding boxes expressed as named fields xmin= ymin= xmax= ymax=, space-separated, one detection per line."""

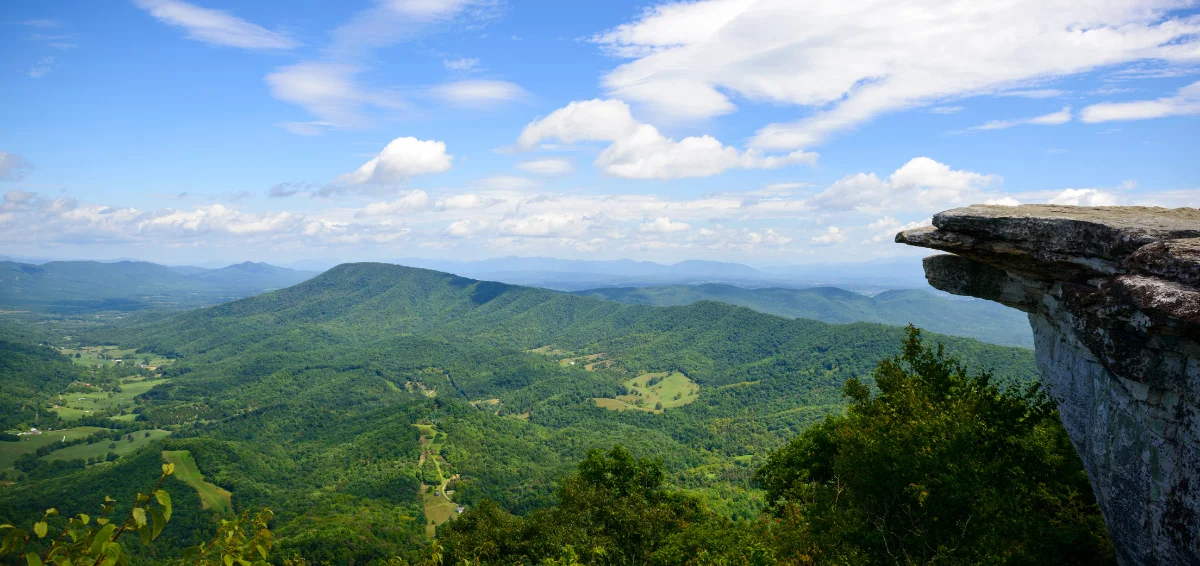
xmin=572 ymin=284 xmax=1032 ymax=348
xmin=0 ymin=260 xmax=316 ymax=313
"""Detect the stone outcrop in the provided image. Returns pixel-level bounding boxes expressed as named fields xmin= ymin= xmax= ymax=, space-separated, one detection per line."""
xmin=897 ymin=205 xmax=1200 ymax=565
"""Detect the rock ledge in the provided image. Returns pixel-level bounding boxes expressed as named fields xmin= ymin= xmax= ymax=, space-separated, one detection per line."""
xmin=898 ymin=204 xmax=1200 ymax=566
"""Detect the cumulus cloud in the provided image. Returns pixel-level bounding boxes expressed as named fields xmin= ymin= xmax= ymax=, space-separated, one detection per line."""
xmin=865 ymin=216 xmax=929 ymax=243
xmin=338 ymin=137 xmax=453 ymax=185
xmin=355 ymin=190 xmax=431 ymax=217
xmin=965 ymin=107 xmax=1072 ymax=131
xmin=516 ymin=158 xmax=574 ymax=176
xmin=810 ymin=157 xmax=999 ymax=214
xmin=638 ymin=217 xmax=690 ymax=233
xmin=811 ymin=226 xmax=846 ymax=246
xmin=0 ymin=153 xmax=34 ymax=181
xmin=1081 ymin=80 xmax=1200 ymax=122
xmin=517 ymin=99 xmax=816 ymax=179
xmin=590 ymin=0 xmax=1200 ymax=149
xmin=133 ymin=0 xmax=298 ymax=50
xmin=985 ymin=196 xmax=1022 ymax=206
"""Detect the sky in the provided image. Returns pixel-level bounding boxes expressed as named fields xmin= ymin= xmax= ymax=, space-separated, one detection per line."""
xmin=2 ymin=0 xmax=1199 ymax=266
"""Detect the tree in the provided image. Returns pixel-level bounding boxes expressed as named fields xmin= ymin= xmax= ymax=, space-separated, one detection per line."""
xmin=755 ymin=326 xmax=1114 ymax=564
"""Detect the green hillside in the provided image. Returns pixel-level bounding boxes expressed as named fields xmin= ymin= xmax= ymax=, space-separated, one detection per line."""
xmin=572 ymin=284 xmax=1033 ymax=347
xmin=1 ymin=263 xmax=1040 ymax=563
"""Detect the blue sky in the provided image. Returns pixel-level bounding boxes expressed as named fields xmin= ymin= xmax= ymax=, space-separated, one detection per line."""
xmin=2 ymin=0 xmax=1198 ymax=266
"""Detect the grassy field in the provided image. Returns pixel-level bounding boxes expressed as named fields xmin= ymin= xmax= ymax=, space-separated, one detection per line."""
xmin=422 ymin=485 xmax=460 ymax=538
xmin=592 ymin=372 xmax=700 ymax=414
xmin=53 ymin=379 xmax=171 ymax=421
xmin=163 ymin=450 xmax=233 ymax=514
xmin=0 ymin=426 xmax=109 ymax=471
xmin=40 ymin=429 xmax=171 ymax=463
xmin=559 ymin=353 xmax=604 ymax=367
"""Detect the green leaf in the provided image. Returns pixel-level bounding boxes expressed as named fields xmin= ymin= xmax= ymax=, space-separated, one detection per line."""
xmin=78 ymin=514 xmax=90 ymax=525
xmin=33 ymin=522 xmax=47 ymax=539
xmin=138 ymin=524 xmax=151 ymax=547
xmin=132 ymin=507 xmax=146 ymax=528
xmin=91 ymin=524 xmax=115 ymax=555
xmin=149 ymin=508 xmax=165 ymax=541
xmin=96 ymin=518 xmax=109 ymax=526
xmin=25 ymin=552 xmax=42 ymax=566
xmin=162 ymin=463 xmax=175 ymax=475
xmin=154 ymin=490 xmax=172 ymax=522
xmin=182 ymin=546 xmax=200 ymax=561
xmin=223 ymin=552 xmax=234 ymax=566
xmin=44 ymin=509 xmax=58 ymax=517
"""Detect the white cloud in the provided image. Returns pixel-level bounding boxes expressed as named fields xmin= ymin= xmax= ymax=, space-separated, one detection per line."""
xmin=865 ymin=216 xmax=929 ymax=243
xmin=266 ymin=0 xmax=495 ymax=130
xmin=0 ymin=153 xmax=34 ymax=181
xmin=473 ymin=175 xmax=540 ymax=190
xmin=133 ymin=0 xmax=298 ymax=50
xmin=965 ymin=107 xmax=1072 ymax=131
xmin=517 ymin=99 xmax=816 ymax=179
xmin=516 ymin=99 xmax=640 ymax=150
xmin=590 ymin=0 xmax=1200 ymax=149
xmin=356 ymin=190 xmax=432 ymax=217
xmin=997 ymin=89 xmax=1069 ymax=99
xmin=28 ymin=57 xmax=54 ymax=79
xmin=499 ymin=213 xmax=593 ymax=237
xmin=439 ymin=194 xmax=499 ymax=210
xmin=431 ymin=80 xmax=526 ymax=106
xmin=810 ymin=157 xmax=999 ymax=214
xmin=638 ymin=217 xmax=690 ymax=233
xmin=444 ymin=218 xmax=487 ymax=237
xmin=338 ymin=137 xmax=453 ymax=184
xmin=1081 ymin=80 xmax=1200 ymax=122
xmin=266 ymin=62 xmax=407 ymax=132
xmin=516 ymin=158 xmax=574 ymax=175
xmin=1048 ymin=188 xmax=1120 ymax=206
xmin=985 ymin=196 xmax=1022 ymax=206
xmin=929 ymin=106 xmax=963 ymax=114
xmin=811 ymin=226 xmax=846 ymax=246
xmin=443 ymin=58 xmax=480 ymax=71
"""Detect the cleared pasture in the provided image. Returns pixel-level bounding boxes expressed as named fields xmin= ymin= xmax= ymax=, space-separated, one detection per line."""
xmin=41 ymin=429 xmax=171 ymax=463
xmin=0 ymin=426 xmax=108 ymax=471
xmin=163 ymin=450 xmax=233 ymax=514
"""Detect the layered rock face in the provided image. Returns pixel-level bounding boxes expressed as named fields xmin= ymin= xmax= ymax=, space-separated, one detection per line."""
xmin=897 ymin=205 xmax=1200 ymax=565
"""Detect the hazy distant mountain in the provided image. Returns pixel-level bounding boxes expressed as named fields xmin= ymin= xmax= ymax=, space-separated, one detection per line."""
xmin=390 ymin=256 xmax=927 ymax=292
xmin=572 ymin=284 xmax=1032 ymax=348
xmin=0 ymin=260 xmax=317 ymax=313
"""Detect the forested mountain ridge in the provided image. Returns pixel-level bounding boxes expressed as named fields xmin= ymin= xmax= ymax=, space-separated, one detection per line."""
xmin=571 ymin=283 xmax=1034 ymax=347
xmin=0 ymin=260 xmax=316 ymax=313
xmin=3 ymin=262 xmax=1040 ymax=563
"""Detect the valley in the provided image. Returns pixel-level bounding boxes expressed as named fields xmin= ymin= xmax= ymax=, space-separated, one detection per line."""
xmin=0 ymin=262 xmax=1045 ymax=562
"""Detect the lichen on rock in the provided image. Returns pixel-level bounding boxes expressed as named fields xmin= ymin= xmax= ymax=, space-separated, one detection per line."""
xmin=897 ymin=204 xmax=1200 ymax=566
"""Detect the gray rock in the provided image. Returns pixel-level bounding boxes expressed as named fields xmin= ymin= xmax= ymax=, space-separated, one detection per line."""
xmin=898 ymin=204 xmax=1200 ymax=566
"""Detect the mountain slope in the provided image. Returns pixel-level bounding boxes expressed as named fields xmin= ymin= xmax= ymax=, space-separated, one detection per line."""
xmin=571 ymin=284 xmax=1033 ymax=347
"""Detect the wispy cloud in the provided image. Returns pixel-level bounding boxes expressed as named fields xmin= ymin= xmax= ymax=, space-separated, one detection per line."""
xmin=0 ymin=152 xmax=35 ymax=181
xmin=28 ymin=57 xmax=55 ymax=79
xmin=962 ymin=107 xmax=1072 ymax=132
xmin=133 ymin=0 xmax=299 ymax=50
xmin=1081 ymin=81 xmax=1200 ymax=123
xmin=443 ymin=57 xmax=480 ymax=72
xmin=430 ymin=80 xmax=526 ymax=106
xmin=589 ymin=0 xmax=1200 ymax=150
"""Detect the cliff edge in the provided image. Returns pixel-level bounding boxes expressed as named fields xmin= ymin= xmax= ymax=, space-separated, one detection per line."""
xmin=897 ymin=204 xmax=1200 ymax=565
